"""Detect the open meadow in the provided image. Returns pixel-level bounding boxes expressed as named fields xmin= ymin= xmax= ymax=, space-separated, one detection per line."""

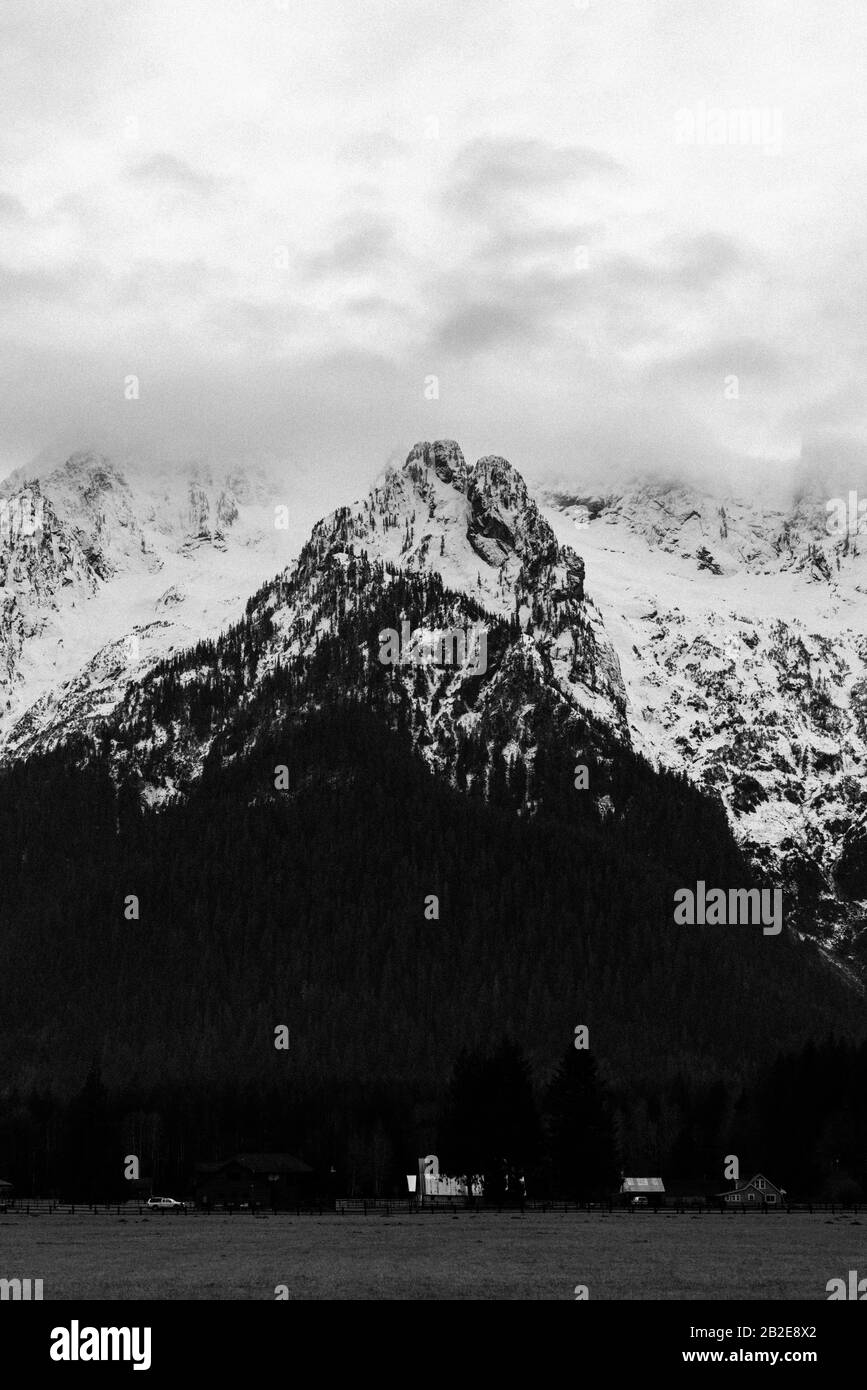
xmin=2 ymin=1210 xmax=865 ymax=1300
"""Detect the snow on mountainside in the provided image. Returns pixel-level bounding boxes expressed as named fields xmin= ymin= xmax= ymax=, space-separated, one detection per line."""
xmin=543 ymin=481 xmax=867 ymax=948
xmin=2 ymin=438 xmax=865 ymax=954
xmin=0 ymin=451 xmax=298 ymax=754
xmin=97 ymin=438 xmax=630 ymax=809
xmin=286 ymin=437 xmax=628 ymax=729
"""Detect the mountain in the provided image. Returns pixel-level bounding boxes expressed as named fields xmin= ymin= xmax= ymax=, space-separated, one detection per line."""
xmin=543 ymin=478 xmax=867 ymax=958
xmin=0 ymin=449 xmax=298 ymax=757
xmin=98 ymin=438 xmax=631 ymax=797
xmin=0 ymin=436 xmax=861 ymax=967
xmin=2 ymin=438 xmax=866 ymax=1195
xmin=4 ymin=438 xmax=863 ymax=962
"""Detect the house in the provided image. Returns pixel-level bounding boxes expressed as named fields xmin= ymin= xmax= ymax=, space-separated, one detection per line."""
xmin=619 ymin=1177 xmax=665 ymax=1206
xmin=193 ymin=1153 xmax=316 ymax=1210
xmin=715 ymin=1173 xmax=786 ymax=1206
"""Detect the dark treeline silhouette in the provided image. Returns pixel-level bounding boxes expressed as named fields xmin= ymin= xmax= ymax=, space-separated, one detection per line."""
xmin=2 ymin=1036 xmax=867 ymax=1202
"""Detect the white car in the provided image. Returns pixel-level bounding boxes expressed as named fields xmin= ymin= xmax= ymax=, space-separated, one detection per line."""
xmin=146 ymin=1196 xmax=186 ymax=1210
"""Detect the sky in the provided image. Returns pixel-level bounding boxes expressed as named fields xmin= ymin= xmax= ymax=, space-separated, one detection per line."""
xmin=2 ymin=0 xmax=867 ymax=502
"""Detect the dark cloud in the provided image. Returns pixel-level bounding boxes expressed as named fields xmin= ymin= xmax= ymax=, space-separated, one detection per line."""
xmin=0 ymin=191 xmax=27 ymax=220
xmin=203 ymin=298 xmax=303 ymax=350
xmin=302 ymin=218 xmax=396 ymax=278
xmin=470 ymin=223 xmax=602 ymax=269
xmin=128 ymin=154 xmax=219 ymax=195
xmin=666 ymin=336 xmax=784 ymax=379
xmin=598 ymin=233 xmax=747 ymax=296
xmin=432 ymin=263 xmax=590 ymax=356
xmin=664 ymin=232 xmax=745 ymax=289
xmin=0 ymin=264 xmax=98 ymax=304
xmin=434 ymin=301 xmax=528 ymax=355
xmin=443 ymin=137 xmax=622 ymax=218
xmin=115 ymin=259 xmax=232 ymax=307
xmin=337 ymin=132 xmax=408 ymax=169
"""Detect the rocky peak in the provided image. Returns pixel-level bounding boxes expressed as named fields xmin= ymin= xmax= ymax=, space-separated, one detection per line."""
xmin=467 ymin=454 xmax=559 ymax=573
xmin=404 ymin=439 xmax=469 ymax=490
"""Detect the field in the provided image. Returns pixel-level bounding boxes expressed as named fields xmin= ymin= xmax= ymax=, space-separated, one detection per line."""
xmin=2 ymin=1210 xmax=865 ymax=1300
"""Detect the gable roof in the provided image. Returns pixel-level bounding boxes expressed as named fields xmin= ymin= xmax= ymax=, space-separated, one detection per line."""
xmin=715 ymin=1172 xmax=785 ymax=1196
xmin=621 ymin=1177 xmax=665 ymax=1193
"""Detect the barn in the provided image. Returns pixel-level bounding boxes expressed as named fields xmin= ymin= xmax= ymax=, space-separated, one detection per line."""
xmin=619 ymin=1177 xmax=665 ymax=1207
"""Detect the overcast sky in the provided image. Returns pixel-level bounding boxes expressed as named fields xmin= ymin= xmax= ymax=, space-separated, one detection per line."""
xmin=2 ymin=0 xmax=867 ymax=500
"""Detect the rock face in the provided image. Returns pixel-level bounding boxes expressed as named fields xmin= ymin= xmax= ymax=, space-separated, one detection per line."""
xmin=259 ymin=438 xmax=628 ymax=762
xmin=544 ymin=479 xmax=867 ymax=953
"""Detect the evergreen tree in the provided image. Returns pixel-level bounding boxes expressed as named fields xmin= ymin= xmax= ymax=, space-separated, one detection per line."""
xmin=544 ymin=1047 xmax=619 ymax=1199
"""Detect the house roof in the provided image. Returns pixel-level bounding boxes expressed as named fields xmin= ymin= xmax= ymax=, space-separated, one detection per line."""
xmin=196 ymin=1152 xmax=313 ymax=1176
xmin=621 ymin=1177 xmax=665 ymax=1193
xmin=715 ymin=1172 xmax=785 ymax=1197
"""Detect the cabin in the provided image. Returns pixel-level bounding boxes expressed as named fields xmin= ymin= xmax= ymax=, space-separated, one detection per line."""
xmin=715 ymin=1173 xmax=786 ymax=1206
xmin=193 ymin=1153 xmax=315 ymax=1210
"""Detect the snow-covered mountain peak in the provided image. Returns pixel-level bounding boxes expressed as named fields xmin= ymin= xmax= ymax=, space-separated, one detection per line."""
xmin=0 ymin=448 xmax=295 ymax=753
xmin=404 ymin=438 xmax=469 ymax=490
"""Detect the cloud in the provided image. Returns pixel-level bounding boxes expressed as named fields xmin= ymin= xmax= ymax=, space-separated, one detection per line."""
xmin=204 ymin=297 xmax=303 ymax=351
xmin=662 ymin=232 xmax=746 ymax=290
xmin=665 ymin=336 xmax=784 ymax=381
xmin=0 ymin=264 xmax=97 ymax=304
xmin=432 ymin=264 xmax=591 ymax=356
xmin=302 ymin=218 xmax=396 ymax=279
xmin=443 ymin=137 xmax=622 ymax=219
xmin=434 ymin=301 xmax=529 ymax=356
xmin=115 ymin=259 xmax=232 ymax=307
xmin=337 ymin=132 xmax=408 ymax=170
xmin=127 ymin=154 xmax=219 ymax=195
xmin=0 ymin=191 xmax=27 ymax=220
xmin=602 ymin=234 xmax=747 ymax=295
xmin=0 ymin=0 xmax=866 ymax=496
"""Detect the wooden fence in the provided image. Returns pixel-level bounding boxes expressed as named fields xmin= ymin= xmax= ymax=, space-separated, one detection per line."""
xmin=3 ymin=1197 xmax=864 ymax=1217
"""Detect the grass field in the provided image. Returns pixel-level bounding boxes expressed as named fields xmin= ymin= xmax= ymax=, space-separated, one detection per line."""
xmin=2 ymin=1211 xmax=866 ymax=1299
